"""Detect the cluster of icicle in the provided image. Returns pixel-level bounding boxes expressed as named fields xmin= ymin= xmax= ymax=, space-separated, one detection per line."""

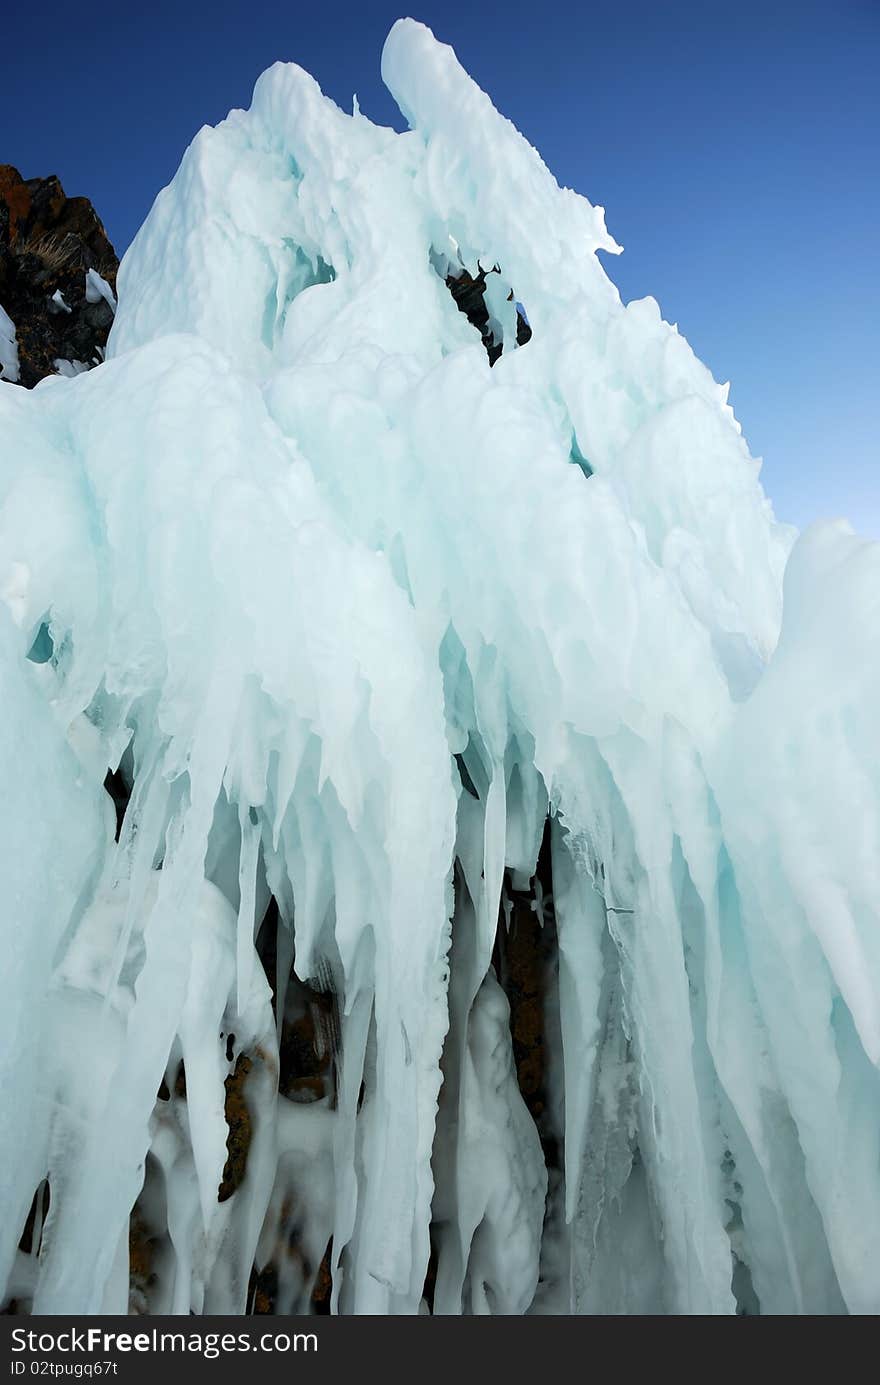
xmin=1 ymin=19 xmax=879 ymax=1317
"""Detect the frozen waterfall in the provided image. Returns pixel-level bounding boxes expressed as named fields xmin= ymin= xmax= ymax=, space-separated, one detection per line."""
xmin=1 ymin=18 xmax=878 ymax=1317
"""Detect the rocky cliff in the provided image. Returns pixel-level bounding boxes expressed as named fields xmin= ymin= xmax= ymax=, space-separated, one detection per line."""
xmin=0 ymin=165 xmax=119 ymax=388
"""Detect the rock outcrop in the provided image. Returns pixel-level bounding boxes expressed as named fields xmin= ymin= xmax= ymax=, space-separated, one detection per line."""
xmin=445 ymin=264 xmax=532 ymax=365
xmin=0 ymin=165 xmax=118 ymax=388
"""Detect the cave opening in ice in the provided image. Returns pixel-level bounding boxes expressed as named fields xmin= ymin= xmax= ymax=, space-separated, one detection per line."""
xmin=1 ymin=18 xmax=879 ymax=1317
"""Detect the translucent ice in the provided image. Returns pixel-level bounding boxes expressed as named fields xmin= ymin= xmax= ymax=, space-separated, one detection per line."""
xmin=0 ymin=19 xmax=877 ymax=1316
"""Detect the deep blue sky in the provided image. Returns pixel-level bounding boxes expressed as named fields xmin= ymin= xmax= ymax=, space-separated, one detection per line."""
xmin=4 ymin=1 xmax=877 ymax=535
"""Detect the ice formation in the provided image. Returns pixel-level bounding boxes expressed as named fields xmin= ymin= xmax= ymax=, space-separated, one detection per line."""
xmin=0 ymin=304 xmax=19 ymax=383
xmin=1 ymin=19 xmax=878 ymax=1317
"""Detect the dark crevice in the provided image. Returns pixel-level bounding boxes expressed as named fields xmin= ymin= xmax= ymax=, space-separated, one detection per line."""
xmin=173 ymin=1059 xmax=187 ymax=1100
xmin=256 ymin=898 xmax=338 ymax=1106
xmin=103 ymin=745 xmax=133 ymax=842
xmin=454 ymin=752 xmax=479 ymax=800
xmin=248 ymin=1261 xmax=279 ymax=1315
xmin=311 ymin=1239 xmax=333 ymax=1314
xmin=493 ymin=816 xmax=560 ymax=1174
xmin=421 ymin=1227 xmax=440 ymax=1314
xmin=731 ymin=1253 xmax=761 ymax=1315
xmin=444 ymin=264 xmax=532 ymax=365
xmin=18 ymin=1180 xmax=50 ymax=1256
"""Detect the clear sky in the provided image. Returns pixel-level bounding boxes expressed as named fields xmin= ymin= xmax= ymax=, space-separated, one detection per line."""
xmin=4 ymin=1 xmax=877 ymax=535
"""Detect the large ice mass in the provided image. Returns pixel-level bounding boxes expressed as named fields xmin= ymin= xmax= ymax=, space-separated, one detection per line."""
xmin=1 ymin=18 xmax=878 ymax=1316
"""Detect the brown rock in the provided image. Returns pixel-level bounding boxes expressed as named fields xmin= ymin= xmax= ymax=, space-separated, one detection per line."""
xmin=445 ymin=264 xmax=532 ymax=366
xmin=0 ymin=164 xmax=119 ymax=388
xmin=218 ymin=1054 xmax=253 ymax=1202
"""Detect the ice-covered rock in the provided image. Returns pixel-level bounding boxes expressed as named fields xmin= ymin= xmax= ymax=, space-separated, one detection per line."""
xmin=0 ymin=19 xmax=877 ymax=1316
xmin=0 ymin=164 xmax=118 ymax=388
xmin=0 ymin=303 xmax=19 ymax=382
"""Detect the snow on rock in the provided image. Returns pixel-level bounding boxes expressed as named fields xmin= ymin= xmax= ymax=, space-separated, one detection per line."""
xmin=0 ymin=19 xmax=876 ymax=1316
xmin=52 ymin=358 xmax=92 ymax=377
xmin=84 ymin=268 xmax=116 ymax=313
xmin=0 ymin=304 xmax=19 ymax=383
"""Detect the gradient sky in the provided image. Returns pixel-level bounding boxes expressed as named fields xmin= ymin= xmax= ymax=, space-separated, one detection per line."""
xmin=4 ymin=0 xmax=877 ymax=535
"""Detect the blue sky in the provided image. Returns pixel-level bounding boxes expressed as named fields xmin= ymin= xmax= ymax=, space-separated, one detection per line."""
xmin=4 ymin=1 xmax=877 ymax=535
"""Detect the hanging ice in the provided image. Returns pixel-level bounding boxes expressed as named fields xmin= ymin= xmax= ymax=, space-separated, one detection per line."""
xmin=1 ymin=18 xmax=878 ymax=1317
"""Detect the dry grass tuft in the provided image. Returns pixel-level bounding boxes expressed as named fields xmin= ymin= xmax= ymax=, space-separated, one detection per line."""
xmin=17 ymin=229 xmax=83 ymax=274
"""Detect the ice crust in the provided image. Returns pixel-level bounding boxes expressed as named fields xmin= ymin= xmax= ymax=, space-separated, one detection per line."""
xmin=0 ymin=305 xmax=19 ymax=383
xmin=1 ymin=19 xmax=877 ymax=1315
